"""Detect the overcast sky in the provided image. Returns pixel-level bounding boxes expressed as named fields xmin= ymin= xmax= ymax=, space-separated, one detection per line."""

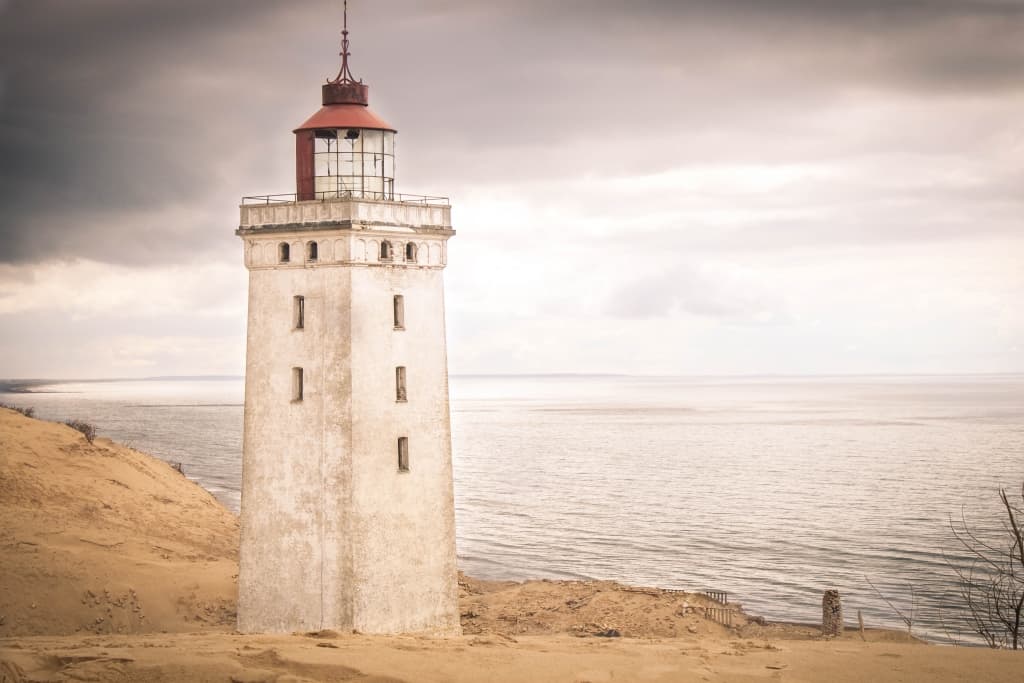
xmin=0 ymin=0 xmax=1021 ymax=378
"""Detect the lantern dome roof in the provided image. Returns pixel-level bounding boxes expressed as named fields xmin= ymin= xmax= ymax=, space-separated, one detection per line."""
xmin=294 ymin=104 xmax=394 ymax=133
xmin=294 ymin=0 xmax=395 ymax=133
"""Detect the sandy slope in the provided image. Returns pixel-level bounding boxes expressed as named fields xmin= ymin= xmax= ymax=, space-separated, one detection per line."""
xmin=0 ymin=407 xmax=238 ymax=636
xmin=1 ymin=406 xmax=1021 ymax=682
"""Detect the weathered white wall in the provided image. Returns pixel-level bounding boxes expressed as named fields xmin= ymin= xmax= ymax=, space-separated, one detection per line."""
xmin=237 ymin=199 xmax=458 ymax=635
xmin=349 ymin=266 xmax=459 ymax=634
xmin=237 ymin=265 xmax=353 ymax=633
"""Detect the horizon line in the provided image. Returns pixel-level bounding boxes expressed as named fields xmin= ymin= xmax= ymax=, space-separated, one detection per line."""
xmin=2 ymin=370 xmax=1023 ymax=389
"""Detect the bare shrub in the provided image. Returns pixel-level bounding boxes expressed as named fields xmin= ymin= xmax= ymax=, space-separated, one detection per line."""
xmin=864 ymin=576 xmax=918 ymax=637
xmin=171 ymin=462 xmax=186 ymax=476
xmin=0 ymin=402 xmax=35 ymax=418
xmin=948 ymin=484 xmax=1024 ymax=649
xmin=65 ymin=420 xmax=97 ymax=444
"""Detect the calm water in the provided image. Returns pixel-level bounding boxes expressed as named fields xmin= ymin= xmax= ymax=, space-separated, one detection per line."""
xmin=2 ymin=374 xmax=1022 ymax=643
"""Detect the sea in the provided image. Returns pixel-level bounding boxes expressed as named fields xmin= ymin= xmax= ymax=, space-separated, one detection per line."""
xmin=2 ymin=373 xmax=1021 ymax=644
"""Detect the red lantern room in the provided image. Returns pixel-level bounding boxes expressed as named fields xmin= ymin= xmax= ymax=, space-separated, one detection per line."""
xmin=294 ymin=4 xmax=396 ymax=201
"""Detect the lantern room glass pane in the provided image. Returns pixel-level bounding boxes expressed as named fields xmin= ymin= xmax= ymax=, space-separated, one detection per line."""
xmin=364 ymin=176 xmax=383 ymax=197
xmin=342 ymin=130 xmax=362 ymax=154
xmin=342 ymin=176 xmax=363 ymax=196
xmin=315 ymin=130 xmax=337 ymax=149
xmin=362 ymin=129 xmax=382 ymax=155
xmin=363 ymin=153 xmax=380 ymax=178
xmin=315 ymin=152 xmax=338 ymax=177
xmin=340 ymin=153 xmax=355 ymax=178
xmin=315 ymin=175 xmax=336 ymax=197
xmin=310 ymin=127 xmax=395 ymax=200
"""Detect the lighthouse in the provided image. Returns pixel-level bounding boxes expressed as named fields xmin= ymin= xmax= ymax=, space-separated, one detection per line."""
xmin=235 ymin=8 xmax=460 ymax=635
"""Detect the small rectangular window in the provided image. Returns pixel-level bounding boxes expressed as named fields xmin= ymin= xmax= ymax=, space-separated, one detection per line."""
xmin=393 ymin=294 xmax=404 ymax=330
xmin=294 ymin=295 xmax=305 ymax=329
xmin=292 ymin=367 xmax=304 ymax=402
xmin=395 ymin=366 xmax=407 ymax=402
xmin=397 ymin=437 xmax=409 ymax=471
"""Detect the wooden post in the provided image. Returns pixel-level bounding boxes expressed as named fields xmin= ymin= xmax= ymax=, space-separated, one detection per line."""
xmin=858 ymin=609 xmax=865 ymax=641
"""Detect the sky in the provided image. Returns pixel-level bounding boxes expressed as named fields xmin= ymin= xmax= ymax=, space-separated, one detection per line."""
xmin=0 ymin=0 xmax=1021 ymax=378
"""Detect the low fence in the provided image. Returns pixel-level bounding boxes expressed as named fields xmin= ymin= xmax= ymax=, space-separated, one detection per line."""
xmin=705 ymin=607 xmax=736 ymax=627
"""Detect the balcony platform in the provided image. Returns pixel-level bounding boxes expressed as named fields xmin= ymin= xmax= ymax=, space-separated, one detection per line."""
xmin=238 ymin=192 xmax=452 ymax=235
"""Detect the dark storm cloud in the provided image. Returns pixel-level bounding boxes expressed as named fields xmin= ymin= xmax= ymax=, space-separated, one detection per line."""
xmin=1 ymin=0 xmax=1021 ymax=265
xmin=0 ymin=0 xmax=298 ymax=264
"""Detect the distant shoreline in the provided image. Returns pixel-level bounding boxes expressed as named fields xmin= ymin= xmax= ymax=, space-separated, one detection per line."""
xmin=4 ymin=371 xmax=1023 ymax=393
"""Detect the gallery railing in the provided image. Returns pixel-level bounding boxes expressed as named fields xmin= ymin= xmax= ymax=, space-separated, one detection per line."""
xmin=241 ymin=191 xmax=449 ymax=206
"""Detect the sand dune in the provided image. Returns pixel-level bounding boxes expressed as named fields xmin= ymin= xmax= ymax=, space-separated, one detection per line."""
xmin=1 ymin=406 xmax=1020 ymax=682
xmin=0 ymin=407 xmax=238 ymax=637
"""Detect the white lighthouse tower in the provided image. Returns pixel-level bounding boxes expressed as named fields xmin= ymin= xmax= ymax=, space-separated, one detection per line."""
xmin=235 ymin=9 xmax=459 ymax=635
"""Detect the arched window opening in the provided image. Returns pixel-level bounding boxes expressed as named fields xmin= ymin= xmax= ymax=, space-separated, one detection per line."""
xmin=405 ymin=242 xmax=417 ymax=263
xmin=380 ymin=241 xmax=392 ymax=261
xmin=279 ymin=242 xmax=290 ymax=263
xmin=307 ymin=241 xmax=318 ymax=262
xmin=292 ymin=367 xmax=304 ymax=402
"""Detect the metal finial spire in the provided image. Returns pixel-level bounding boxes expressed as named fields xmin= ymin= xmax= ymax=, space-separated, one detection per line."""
xmin=329 ymin=0 xmax=362 ymax=85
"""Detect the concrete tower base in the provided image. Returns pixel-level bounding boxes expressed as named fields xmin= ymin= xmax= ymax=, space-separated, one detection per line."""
xmin=236 ymin=198 xmax=459 ymax=636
